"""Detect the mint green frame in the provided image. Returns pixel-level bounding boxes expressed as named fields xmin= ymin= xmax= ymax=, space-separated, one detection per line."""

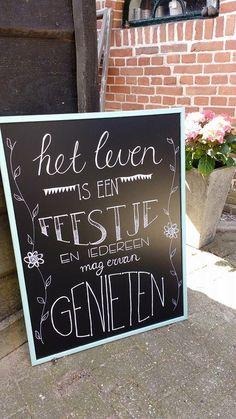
xmin=0 ymin=108 xmax=187 ymax=366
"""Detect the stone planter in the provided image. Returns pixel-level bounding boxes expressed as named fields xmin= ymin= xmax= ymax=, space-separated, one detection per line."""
xmin=185 ymin=166 xmax=236 ymax=249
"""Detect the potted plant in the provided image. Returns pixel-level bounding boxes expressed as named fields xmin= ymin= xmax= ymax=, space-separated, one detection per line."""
xmin=185 ymin=110 xmax=236 ymax=248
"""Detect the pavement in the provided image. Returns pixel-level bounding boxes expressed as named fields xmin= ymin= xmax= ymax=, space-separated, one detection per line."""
xmin=0 ymin=216 xmax=235 ymax=419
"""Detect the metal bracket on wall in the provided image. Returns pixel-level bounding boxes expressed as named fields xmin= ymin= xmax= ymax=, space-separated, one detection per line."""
xmin=97 ymin=8 xmax=113 ymax=112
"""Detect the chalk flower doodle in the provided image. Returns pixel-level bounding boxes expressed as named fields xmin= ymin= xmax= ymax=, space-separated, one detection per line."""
xmin=163 ymin=138 xmax=182 ymax=311
xmin=6 ymin=137 xmax=51 ymax=344
xmin=164 ymin=222 xmax=179 ymax=239
xmin=24 ymin=251 xmax=44 ymax=269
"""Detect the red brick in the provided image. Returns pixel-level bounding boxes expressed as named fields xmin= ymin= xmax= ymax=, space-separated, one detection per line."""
xmin=145 ymin=66 xmax=171 ymax=76
xmin=145 ymin=104 xmax=162 ymax=110
xmin=122 ymin=29 xmax=129 ymax=46
xmin=131 ymin=86 xmax=155 ymax=95
xmin=105 ymin=93 xmax=115 ymax=101
xmin=120 ymin=67 xmax=143 ymax=76
xmin=194 ymin=97 xmax=209 ymax=106
xmin=211 ymin=107 xmax=235 ymax=117
xmin=177 ymin=22 xmax=184 ymax=41
xmin=152 ymin=28 xmax=158 ymax=44
xmin=126 ymin=58 xmax=138 ymax=66
xmin=150 ymin=77 xmax=163 ymax=85
xmin=160 ymin=24 xmax=166 ymax=43
xmin=156 ymin=86 xmax=183 ymax=95
xmin=107 ymin=76 xmax=115 ymax=85
xmin=180 ymin=76 xmax=194 ymax=85
xmin=225 ymin=40 xmax=236 ymax=51
xmin=197 ymin=53 xmax=213 ymax=63
xmin=163 ymin=96 xmax=176 ymax=105
xmin=135 ymin=46 xmax=159 ymax=55
xmin=218 ymin=86 xmax=236 ymax=96
xmin=114 ymin=76 xmax=125 ymax=85
xmin=185 ymin=21 xmax=194 ymax=41
xmin=110 ymin=48 xmax=133 ymax=57
xmin=195 ymin=76 xmax=210 ymax=85
xmin=195 ymin=20 xmax=203 ymax=40
xmin=191 ymin=41 xmax=223 ymax=52
xmin=211 ymin=75 xmax=228 ymax=84
xmin=125 ymin=94 xmax=137 ymax=103
xmin=161 ymin=43 xmax=187 ymax=53
xmin=105 ymin=101 xmax=121 ymax=111
xmin=130 ymin=28 xmax=136 ymax=45
xmin=122 ymin=103 xmax=144 ymax=110
xmin=110 ymin=85 xmax=130 ymax=94
xmin=164 ymin=77 xmax=177 ymax=85
xmin=220 ymin=1 xmax=235 ymax=13
xmin=138 ymin=77 xmax=151 ymax=86
xmin=167 ymin=55 xmax=180 ymax=64
xmin=228 ymin=97 xmax=236 ymax=106
xmin=174 ymin=65 xmax=203 ymax=74
xmin=186 ymin=107 xmax=199 ymax=113
xmin=125 ymin=76 xmax=138 ymax=85
xmin=230 ymin=75 xmax=236 ymax=84
xmin=214 ymin=52 xmax=231 ymax=63
xmin=114 ymin=1 xmax=125 ymax=12
xmin=151 ymin=56 xmax=164 ymax=65
xmin=205 ymin=64 xmax=236 ymax=74
xmin=168 ymin=23 xmax=175 ymax=42
xmin=211 ymin=97 xmax=227 ymax=106
xmin=115 ymin=58 xmax=125 ymax=66
xmin=186 ymin=86 xmax=217 ymax=95
xmin=225 ymin=15 xmax=236 ymax=36
xmin=108 ymin=67 xmax=120 ymax=76
xmin=204 ymin=19 xmax=214 ymax=40
xmin=177 ymin=97 xmax=191 ymax=105
xmin=215 ymin=16 xmax=224 ymax=38
xmin=150 ymin=96 xmax=162 ymax=104
xmin=138 ymin=57 xmax=151 ymax=66
xmin=144 ymin=27 xmax=151 ymax=44
xmin=115 ymin=93 xmax=126 ymax=102
xmin=137 ymin=95 xmax=149 ymax=104
xmin=182 ymin=54 xmax=197 ymax=64
xmin=137 ymin=27 xmax=143 ymax=44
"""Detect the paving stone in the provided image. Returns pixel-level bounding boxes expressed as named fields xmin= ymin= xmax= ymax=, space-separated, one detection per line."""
xmin=106 ymin=381 xmax=164 ymax=419
xmin=0 ymin=379 xmax=26 ymax=418
xmin=157 ymin=388 xmax=207 ymax=419
xmin=60 ymin=381 xmax=117 ymax=418
xmin=207 ymin=387 xmax=236 ymax=419
xmin=17 ymin=373 xmax=69 ymax=418
xmin=180 ymin=359 xmax=236 ymax=411
xmin=6 ymin=407 xmax=32 ymax=419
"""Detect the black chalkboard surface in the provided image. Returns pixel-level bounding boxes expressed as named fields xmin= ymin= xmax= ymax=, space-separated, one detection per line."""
xmin=0 ymin=109 xmax=187 ymax=365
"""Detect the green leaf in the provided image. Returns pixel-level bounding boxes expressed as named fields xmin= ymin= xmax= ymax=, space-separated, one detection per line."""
xmin=198 ymin=155 xmax=215 ymax=176
xmin=231 ymin=143 xmax=236 ymax=153
xmin=216 ymin=143 xmax=230 ymax=155
xmin=226 ymin=157 xmax=236 ymax=167
xmin=185 ymin=151 xmax=193 ymax=171
xmin=225 ymin=132 xmax=236 ymax=144
xmin=193 ymin=148 xmax=204 ymax=159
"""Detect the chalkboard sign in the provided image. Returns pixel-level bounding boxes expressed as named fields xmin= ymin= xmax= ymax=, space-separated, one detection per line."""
xmin=0 ymin=109 xmax=187 ymax=365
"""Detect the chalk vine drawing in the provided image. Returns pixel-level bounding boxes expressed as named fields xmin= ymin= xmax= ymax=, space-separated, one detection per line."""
xmin=163 ymin=138 xmax=181 ymax=311
xmin=43 ymin=173 xmax=153 ymax=196
xmin=7 ymin=137 xmax=50 ymax=344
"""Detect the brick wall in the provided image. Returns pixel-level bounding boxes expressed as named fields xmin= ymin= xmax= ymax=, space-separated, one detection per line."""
xmin=97 ymin=0 xmax=236 ymax=124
